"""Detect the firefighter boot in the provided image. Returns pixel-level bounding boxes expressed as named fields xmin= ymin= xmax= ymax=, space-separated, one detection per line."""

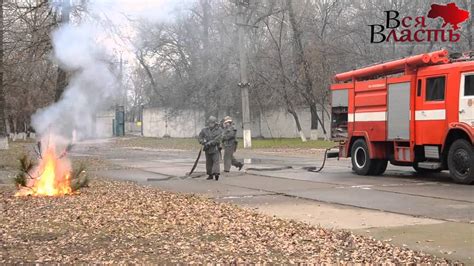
xmin=214 ymin=174 xmax=220 ymax=181
xmin=206 ymin=175 xmax=213 ymax=180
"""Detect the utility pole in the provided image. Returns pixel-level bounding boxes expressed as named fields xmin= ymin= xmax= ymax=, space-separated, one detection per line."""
xmin=54 ymin=0 xmax=71 ymax=102
xmin=119 ymin=52 xmax=126 ymax=108
xmin=237 ymin=0 xmax=252 ymax=148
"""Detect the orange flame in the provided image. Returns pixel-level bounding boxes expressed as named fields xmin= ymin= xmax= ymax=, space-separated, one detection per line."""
xmin=15 ymin=146 xmax=72 ymax=197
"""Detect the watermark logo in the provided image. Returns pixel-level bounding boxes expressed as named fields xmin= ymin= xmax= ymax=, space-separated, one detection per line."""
xmin=370 ymin=2 xmax=469 ymax=43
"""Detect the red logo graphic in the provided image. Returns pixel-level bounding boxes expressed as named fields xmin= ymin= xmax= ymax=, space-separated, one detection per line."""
xmin=369 ymin=2 xmax=470 ymax=43
xmin=427 ymin=3 xmax=470 ymax=30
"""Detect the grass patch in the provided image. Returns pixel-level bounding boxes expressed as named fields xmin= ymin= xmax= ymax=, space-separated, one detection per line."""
xmin=243 ymin=138 xmax=335 ymax=149
xmin=116 ymin=137 xmax=200 ymax=150
xmin=0 ymin=140 xmax=36 ymax=171
xmin=115 ymin=137 xmax=334 ymax=150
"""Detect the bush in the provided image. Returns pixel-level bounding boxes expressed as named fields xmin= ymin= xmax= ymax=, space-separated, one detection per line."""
xmin=13 ymin=155 xmax=35 ymax=187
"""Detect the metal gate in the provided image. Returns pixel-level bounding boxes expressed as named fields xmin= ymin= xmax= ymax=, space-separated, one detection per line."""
xmin=114 ymin=106 xmax=125 ymax=137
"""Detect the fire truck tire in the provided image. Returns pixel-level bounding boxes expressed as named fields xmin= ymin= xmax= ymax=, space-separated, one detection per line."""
xmin=447 ymin=139 xmax=473 ymax=184
xmin=373 ymin=160 xmax=388 ymax=175
xmin=351 ymin=139 xmax=377 ymax=175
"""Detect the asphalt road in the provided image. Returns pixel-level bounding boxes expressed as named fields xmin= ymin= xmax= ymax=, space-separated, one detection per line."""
xmin=77 ymin=141 xmax=473 ymax=223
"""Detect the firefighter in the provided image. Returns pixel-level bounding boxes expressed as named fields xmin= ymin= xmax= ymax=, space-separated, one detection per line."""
xmin=221 ymin=116 xmax=243 ymax=172
xmin=198 ymin=116 xmax=223 ymax=180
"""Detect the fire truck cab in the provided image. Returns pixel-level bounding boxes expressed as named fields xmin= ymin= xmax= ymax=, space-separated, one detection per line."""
xmin=330 ymin=50 xmax=474 ymax=184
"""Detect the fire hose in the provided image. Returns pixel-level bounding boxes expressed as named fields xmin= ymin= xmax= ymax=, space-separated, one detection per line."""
xmin=247 ymin=147 xmax=339 ymax=173
xmin=187 ymin=146 xmax=339 ymax=175
xmin=302 ymin=148 xmax=333 ymax=172
xmin=186 ymin=148 xmax=202 ymax=176
xmin=186 ymin=147 xmax=222 ymax=176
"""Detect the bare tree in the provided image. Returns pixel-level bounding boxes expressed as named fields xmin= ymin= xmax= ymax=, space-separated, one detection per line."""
xmin=4 ymin=0 xmax=472 ymax=141
xmin=0 ymin=0 xmax=7 ymax=145
xmin=286 ymin=0 xmax=326 ymax=139
xmin=3 ymin=0 xmax=56 ymax=134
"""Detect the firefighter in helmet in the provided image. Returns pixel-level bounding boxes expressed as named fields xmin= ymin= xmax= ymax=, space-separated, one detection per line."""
xmin=198 ymin=116 xmax=223 ymax=180
xmin=221 ymin=116 xmax=244 ymax=172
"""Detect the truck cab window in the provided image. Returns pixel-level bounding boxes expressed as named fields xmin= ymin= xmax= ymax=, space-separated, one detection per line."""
xmin=417 ymin=79 xmax=422 ymax=96
xmin=426 ymin=76 xmax=445 ymax=101
xmin=465 ymin=75 xmax=474 ymax=96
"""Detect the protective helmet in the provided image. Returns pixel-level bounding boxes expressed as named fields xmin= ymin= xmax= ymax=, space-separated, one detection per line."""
xmin=207 ymin=116 xmax=217 ymax=124
xmin=223 ymin=116 xmax=233 ymax=123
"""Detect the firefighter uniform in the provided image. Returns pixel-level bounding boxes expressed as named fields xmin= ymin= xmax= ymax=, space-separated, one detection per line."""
xmin=198 ymin=116 xmax=223 ymax=180
xmin=222 ymin=116 xmax=243 ymax=172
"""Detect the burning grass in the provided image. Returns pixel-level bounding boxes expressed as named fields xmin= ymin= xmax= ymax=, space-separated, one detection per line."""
xmin=13 ymin=138 xmax=89 ymax=197
xmin=0 ymin=178 xmax=451 ymax=264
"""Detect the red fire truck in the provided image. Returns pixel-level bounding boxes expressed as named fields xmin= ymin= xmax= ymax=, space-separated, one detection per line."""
xmin=330 ymin=50 xmax=473 ymax=184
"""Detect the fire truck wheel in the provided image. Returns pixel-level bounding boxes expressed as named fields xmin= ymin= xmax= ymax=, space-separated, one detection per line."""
xmin=351 ymin=139 xmax=376 ymax=175
xmin=372 ymin=160 xmax=388 ymax=175
xmin=448 ymin=139 xmax=473 ymax=184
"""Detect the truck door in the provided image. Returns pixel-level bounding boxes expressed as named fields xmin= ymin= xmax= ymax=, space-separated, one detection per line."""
xmin=415 ymin=75 xmax=447 ymax=145
xmin=459 ymin=73 xmax=474 ymax=126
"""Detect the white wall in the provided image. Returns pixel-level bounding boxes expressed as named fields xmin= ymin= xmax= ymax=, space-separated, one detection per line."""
xmin=258 ymin=109 xmax=311 ymax=138
xmin=142 ymin=107 xmax=330 ymax=139
xmin=95 ymin=111 xmax=114 ymax=138
xmin=143 ymin=108 xmax=205 ymax=138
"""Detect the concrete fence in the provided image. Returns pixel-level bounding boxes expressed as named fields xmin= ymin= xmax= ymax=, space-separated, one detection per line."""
xmin=143 ymin=108 xmax=205 ymax=138
xmin=95 ymin=111 xmax=115 ymax=138
xmin=142 ymin=107 xmax=330 ymax=139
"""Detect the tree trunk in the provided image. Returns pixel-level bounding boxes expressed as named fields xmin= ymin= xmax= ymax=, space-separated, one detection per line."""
xmin=0 ymin=0 xmax=7 ymax=149
xmin=55 ymin=69 xmax=67 ymax=101
xmin=12 ymin=117 xmax=17 ymax=134
xmin=288 ymin=108 xmax=306 ymax=142
xmin=5 ymin=118 xmax=10 ymax=134
xmin=54 ymin=0 xmax=71 ymax=102
xmin=309 ymin=104 xmax=320 ymax=140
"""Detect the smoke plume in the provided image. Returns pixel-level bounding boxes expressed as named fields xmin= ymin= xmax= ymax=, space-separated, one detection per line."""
xmin=31 ymin=0 xmax=190 ymax=141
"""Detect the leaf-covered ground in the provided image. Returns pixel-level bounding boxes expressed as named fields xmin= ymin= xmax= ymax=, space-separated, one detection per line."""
xmin=0 ymin=179 xmax=450 ymax=264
